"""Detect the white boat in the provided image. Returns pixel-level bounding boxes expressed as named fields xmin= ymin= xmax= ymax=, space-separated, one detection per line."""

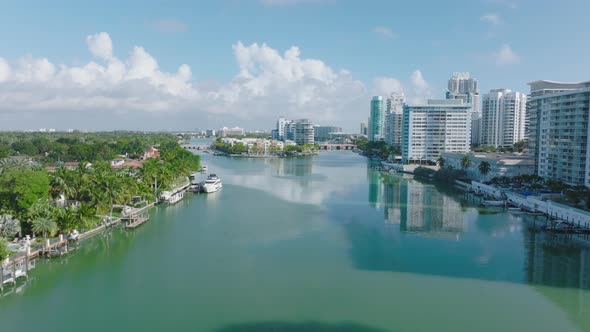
xmin=167 ymin=191 xmax=184 ymax=204
xmin=160 ymin=191 xmax=184 ymax=204
xmin=202 ymin=174 xmax=222 ymax=193
xmin=201 ymin=165 xmax=208 ymax=173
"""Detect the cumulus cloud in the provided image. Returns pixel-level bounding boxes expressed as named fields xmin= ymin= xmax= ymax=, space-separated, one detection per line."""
xmin=0 ymin=32 xmax=433 ymax=130
xmin=86 ymin=32 xmax=114 ymax=61
xmin=374 ymin=26 xmax=395 ymax=39
xmin=480 ymin=13 xmax=501 ymax=25
xmin=372 ymin=77 xmax=403 ymax=96
xmin=408 ymin=70 xmax=431 ymax=103
xmin=494 ymin=44 xmax=520 ymax=66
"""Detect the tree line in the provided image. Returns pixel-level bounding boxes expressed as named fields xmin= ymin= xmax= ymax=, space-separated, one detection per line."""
xmin=0 ymin=134 xmax=199 ymax=260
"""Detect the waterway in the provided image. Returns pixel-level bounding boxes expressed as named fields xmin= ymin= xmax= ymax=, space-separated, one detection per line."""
xmin=1 ymin=150 xmax=589 ymax=332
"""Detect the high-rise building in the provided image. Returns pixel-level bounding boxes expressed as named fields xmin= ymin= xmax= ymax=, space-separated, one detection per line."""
xmin=480 ymin=89 xmax=527 ymax=147
xmin=294 ymin=119 xmax=315 ymax=145
xmin=402 ymin=99 xmax=472 ymax=164
xmin=314 ymin=126 xmax=342 ymax=142
xmin=276 ymin=117 xmax=289 ymax=141
xmin=285 ymin=121 xmax=295 ymax=141
xmin=527 ymin=80 xmax=590 ymax=187
xmin=360 ymin=122 xmax=368 ymax=136
xmin=368 ymin=96 xmax=384 ymax=142
xmin=446 ymin=72 xmax=481 ymax=145
xmin=384 ymin=92 xmax=405 ymax=147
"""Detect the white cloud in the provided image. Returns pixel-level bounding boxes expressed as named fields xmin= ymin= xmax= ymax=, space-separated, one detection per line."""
xmin=372 ymin=77 xmax=403 ymax=96
xmin=480 ymin=13 xmax=501 ymax=25
xmin=374 ymin=26 xmax=395 ymax=39
xmin=0 ymin=58 xmax=11 ymax=82
xmin=86 ymin=32 xmax=113 ymax=61
xmin=148 ymin=19 xmax=188 ymax=33
xmin=0 ymin=32 xmax=433 ymax=130
xmin=409 ymin=69 xmax=430 ymax=103
xmin=494 ymin=44 xmax=520 ymax=66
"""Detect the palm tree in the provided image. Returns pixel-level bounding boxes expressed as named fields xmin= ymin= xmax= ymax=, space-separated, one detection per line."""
xmin=0 ymin=214 xmax=21 ymax=239
xmin=75 ymin=203 xmax=97 ymax=231
xmin=31 ymin=217 xmax=58 ymax=239
xmin=478 ymin=161 xmax=491 ymax=177
xmin=460 ymin=155 xmax=472 ymax=171
xmin=437 ymin=156 xmax=445 ymax=168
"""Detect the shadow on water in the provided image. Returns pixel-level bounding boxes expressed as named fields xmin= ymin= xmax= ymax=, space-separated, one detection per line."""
xmin=214 ymin=321 xmax=388 ymax=332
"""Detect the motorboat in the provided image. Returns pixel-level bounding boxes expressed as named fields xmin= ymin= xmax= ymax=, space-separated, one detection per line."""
xmin=200 ymin=165 xmax=208 ymax=173
xmin=202 ymin=174 xmax=222 ymax=193
xmin=160 ymin=191 xmax=184 ymax=204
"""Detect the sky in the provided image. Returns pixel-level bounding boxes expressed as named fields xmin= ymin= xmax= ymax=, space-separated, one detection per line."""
xmin=0 ymin=0 xmax=589 ymax=132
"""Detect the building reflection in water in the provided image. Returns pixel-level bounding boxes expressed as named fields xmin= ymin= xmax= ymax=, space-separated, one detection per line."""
xmin=524 ymin=229 xmax=590 ymax=290
xmin=357 ymin=170 xmax=590 ymax=292
xmin=378 ymin=172 xmax=465 ymax=235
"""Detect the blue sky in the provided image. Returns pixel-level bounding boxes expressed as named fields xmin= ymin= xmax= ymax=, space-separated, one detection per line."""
xmin=0 ymin=0 xmax=589 ymax=131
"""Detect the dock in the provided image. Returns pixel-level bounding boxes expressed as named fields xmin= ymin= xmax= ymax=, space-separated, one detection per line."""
xmin=124 ymin=213 xmax=150 ymax=229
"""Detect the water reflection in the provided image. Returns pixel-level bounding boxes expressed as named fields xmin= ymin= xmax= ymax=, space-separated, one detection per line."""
xmin=350 ymin=169 xmax=590 ymax=291
xmin=200 ymin=152 xmax=366 ymax=206
xmin=525 ymin=229 xmax=590 ymax=289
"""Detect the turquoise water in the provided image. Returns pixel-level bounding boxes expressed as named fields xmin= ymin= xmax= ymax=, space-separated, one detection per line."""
xmin=0 ymin=151 xmax=589 ymax=332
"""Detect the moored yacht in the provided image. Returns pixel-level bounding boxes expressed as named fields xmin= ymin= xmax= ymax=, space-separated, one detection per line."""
xmin=202 ymin=174 xmax=222 ymax=193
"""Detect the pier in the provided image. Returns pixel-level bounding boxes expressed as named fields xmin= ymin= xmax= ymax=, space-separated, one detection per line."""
xmin=124 ymin=213 xmax=150 ymax=229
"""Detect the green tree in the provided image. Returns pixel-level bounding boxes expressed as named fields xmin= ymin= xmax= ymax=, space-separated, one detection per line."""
xmin=437 ymin=156 xmax=445 ymax=168
xmin=0 ymin=238 xmax=11 ymax=261
xmin=31 ymin=217 xmax=58 ymax=239
xmin=0 ymin=168 xmax=51 ymax=212
xmin=478 ymin=161 xmax=491 ymax=177
xmin=460 ymin=155 xmax=472 ymax=171
xmin=0 ymin=214 xmax=21 ymax=239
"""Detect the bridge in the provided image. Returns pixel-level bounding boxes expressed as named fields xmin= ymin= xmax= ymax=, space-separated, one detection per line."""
xmin=319 ymin=143 xmax=356 ymax=151
xmin=182 ymin=145 xmax=210 ymax=151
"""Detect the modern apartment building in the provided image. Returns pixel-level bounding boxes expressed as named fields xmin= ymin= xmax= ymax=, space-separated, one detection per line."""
xmin=369 ymin=96 xmax=384 ymax=142
xmin=384 ymin=92 xmax=405 ymax=147
xmin=314 ymin=126 xmax=342 ymax=142
xmin=481 ymin=89 xmax=527 ymax=147
xmin=276 ymin=117 xmax=289 ymax=141
xmin=402 ymin=99 xmax=472 ymax=164
xmin=294 ymin=119 xmax=315 ymax=145
xmin=446 ymin=72 xmax=481 ymax=145
xmin=527 ymin=80 xmax=590 ymax=187
xmin=360 ymin=122 xmax=368 ymax=136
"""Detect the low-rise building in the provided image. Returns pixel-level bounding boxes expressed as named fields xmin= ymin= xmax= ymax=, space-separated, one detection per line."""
xmin=442 ymin=152 xmax=534 ymax=181
xmin=218 ymin=127 xmax=245 ymax=137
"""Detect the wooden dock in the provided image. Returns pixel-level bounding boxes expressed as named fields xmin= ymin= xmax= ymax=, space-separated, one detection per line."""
xmin=124 ymin=213 xmax=150 ymax=229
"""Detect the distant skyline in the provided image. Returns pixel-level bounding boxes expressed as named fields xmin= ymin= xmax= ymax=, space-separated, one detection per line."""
xmin=1 ymin=0 xmax=589 ymax=131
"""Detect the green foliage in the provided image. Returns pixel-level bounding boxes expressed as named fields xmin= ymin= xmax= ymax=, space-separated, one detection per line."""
xmin=0 ymin=132 xmax=198 ymax=236
xmin=437 ymin=156 xmax=445 ymax=168
xmin=0 ymin=238 xmax=11 ymax=261
xmin=0 ymin=168 xmax=51 ymax=212
xmin=414 ymin=166 xmax=467 ymax=184
xmin=460 ymin=156 xmax=472 ymax=170
xmin=0 ymin=214 xmax=21 ymax=239
xmin=478 ymin=161 xmax=491 ymax=176
xmin=31 ymin=217 xmax=58 ymax=239
xmin=212 ymin=139 xmax=248 ymax=154
xmin=353 ymin=137 xmax=400 ymax=160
